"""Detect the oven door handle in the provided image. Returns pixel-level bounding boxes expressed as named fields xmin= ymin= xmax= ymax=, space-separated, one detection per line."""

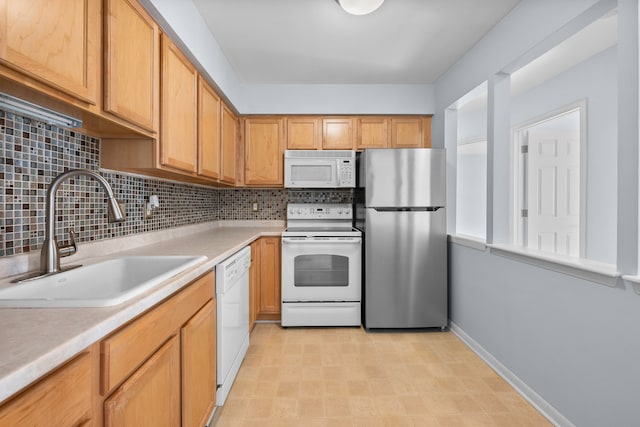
xmin=282 ymin=237 xmax=362 ymax=244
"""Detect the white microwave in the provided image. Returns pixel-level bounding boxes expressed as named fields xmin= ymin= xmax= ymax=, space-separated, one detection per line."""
xmin=284 ymin=150 xmax=356 ymax=188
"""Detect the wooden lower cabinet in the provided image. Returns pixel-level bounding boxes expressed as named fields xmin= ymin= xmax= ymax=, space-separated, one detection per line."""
xmin=101 ymin=271 xmax=216 ymax=427
xmin=257 ymin=236 xmax=282 ymax=321
xmin=181 ymin=299 xmax=216 ymax=427
xmin=0 ymin=272 xmax=217 ymax=427
xmin=104 ymin=335 xmax=181 ymax=427
xmin=249 ymin=239 xmax=261 ymax=331
xmin=0 ymin=351 xmax=93 ymax=426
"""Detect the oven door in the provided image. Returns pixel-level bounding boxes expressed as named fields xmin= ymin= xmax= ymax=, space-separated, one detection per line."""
xmin=281 ymin=236 xmax=361 ymax=302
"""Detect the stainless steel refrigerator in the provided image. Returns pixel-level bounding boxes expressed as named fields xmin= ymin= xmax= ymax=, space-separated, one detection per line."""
xmin=356 ymin=148 xmax=447 ymax=329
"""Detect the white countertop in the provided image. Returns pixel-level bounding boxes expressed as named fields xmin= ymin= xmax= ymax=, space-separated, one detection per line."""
xmin=0 ymin=222 xmax=284 ymax=404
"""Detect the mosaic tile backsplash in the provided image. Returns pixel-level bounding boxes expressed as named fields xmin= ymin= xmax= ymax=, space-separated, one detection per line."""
xmin=0 ymin=109 xmax=352 ymax=258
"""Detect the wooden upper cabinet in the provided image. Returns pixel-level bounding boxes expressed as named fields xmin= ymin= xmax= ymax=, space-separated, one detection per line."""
xmin=104 ymin=0 xmax=159 ymax=132
xmin=244 ymin=117 xmax=285 ymax=186
xmin=391 ymin=117 xmax=426 ymax=148
xmin=323 ymin=118 xmax=354 ymax=150
xmin=0 ymin=0 xmax=99 ymax=104
xmin=287 ymin=117 xmax=321 ymax=149
xmin=356 ymin=117 xmax=389 ymax=150
xmin=198 ymin=77 xmax=221 ymax=180
xmin=220 ymin=102 xmax=240 ymax=185
xmin=160 ymin=33 xmax=198 ymax=173
xmin=423 ymin=116 xmax=432 ymax=148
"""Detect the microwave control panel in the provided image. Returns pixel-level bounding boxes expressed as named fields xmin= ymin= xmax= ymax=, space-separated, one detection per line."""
xmin=338 ymin=159 xmax=355 ymax=186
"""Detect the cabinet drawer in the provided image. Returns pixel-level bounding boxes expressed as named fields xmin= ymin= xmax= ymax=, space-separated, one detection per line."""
xmin=0 ymin=351 xmax=92 ymax=426
xmin=101 ymin=272 xmax=214 ymax=394
xmin=104 ymin=335 xmax=181 ymax=427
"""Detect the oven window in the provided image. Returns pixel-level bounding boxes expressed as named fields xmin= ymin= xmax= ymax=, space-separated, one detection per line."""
xmin=291 ymin=164 xmax=332 ymax=181
xmin=294 ymin=254 xmax=349 ymax=287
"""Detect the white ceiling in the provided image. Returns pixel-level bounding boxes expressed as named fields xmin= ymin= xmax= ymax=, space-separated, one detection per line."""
xmin=191 ymin=0 xmax=521 ymax=84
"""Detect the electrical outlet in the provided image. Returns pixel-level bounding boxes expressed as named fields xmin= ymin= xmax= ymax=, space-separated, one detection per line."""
xmin=252 ymin=202 xmax=259 ymax=212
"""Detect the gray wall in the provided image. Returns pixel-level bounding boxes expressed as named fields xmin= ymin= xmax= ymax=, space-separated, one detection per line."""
xmin=435 ymin=0 xmax=640 ymax=425
xmin=449 ymin=244 xmax=640 ymax=426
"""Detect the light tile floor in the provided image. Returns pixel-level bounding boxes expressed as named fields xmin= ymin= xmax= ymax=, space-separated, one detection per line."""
xmin=214 ymin=324 xmax=551 ymax=427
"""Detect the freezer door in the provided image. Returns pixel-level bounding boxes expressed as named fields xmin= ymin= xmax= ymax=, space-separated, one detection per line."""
xmin=364 ymin=148 xmax=446 ymax=208
xmin=364 ymin=208 xmax=447 ymax=328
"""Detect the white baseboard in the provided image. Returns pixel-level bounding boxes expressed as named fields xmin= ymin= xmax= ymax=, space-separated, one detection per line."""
xmin=449 ymin=322 xmax=575 ymax=427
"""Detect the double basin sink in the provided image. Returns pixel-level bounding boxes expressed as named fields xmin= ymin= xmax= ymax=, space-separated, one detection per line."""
xmin=0 ymin=256 xmax=207 ymax=308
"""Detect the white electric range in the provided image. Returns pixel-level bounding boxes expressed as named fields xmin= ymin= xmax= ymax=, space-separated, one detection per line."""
xmin=281 ymin=203 xmax=362 ymax=327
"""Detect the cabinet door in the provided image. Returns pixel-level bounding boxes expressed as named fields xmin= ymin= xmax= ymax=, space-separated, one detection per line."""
xmin=287 ymin=117 xmax=321 ymax=149
xmin=104 ymin=0 xmax=159 ymax=132
xmin=258 ymin=237 xmax=281 ymax=320
xmin=244 ymin=118 xmax=285 ymax=186
xmin=0 ymin=351 xmax=92 ymax=426
xmin=356 ymin=117 xmax=389 ymax=150
xmin=249 ymin=239 xmax=261 ymax=331
xmin=104 ymin=335 xmax=181 ymax=427
xmin=198 ymin=77 xmax=221 ymax=180
xmin=323 ymin=118 xmax=354 ymax=150
xmin=391 ymin=117 xmax=424 ymax=148
xmin=161 ymin=34 xmax=197 ymax=173
xmin=0 ymin=0 xmax=99 ymax=104
xmin=182 ymin=299 xmax=216 ymax=427
xmin=220 ymin=103 xmax=239 ymax=185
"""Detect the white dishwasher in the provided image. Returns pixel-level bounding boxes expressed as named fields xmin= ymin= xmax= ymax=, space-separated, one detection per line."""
xmin=215 ymin=246 xmax=251 ymax=406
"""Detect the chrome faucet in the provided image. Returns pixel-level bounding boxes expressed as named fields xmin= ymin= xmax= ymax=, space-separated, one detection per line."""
xmin=38 ymin=169 xmax=125 ymax=275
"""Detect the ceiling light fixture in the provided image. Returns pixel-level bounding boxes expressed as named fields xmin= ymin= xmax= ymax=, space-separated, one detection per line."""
xmin=0 ymin=92 xmax=82 ymax=128
xmin=336 ymin=0 xmax=384 ymax=15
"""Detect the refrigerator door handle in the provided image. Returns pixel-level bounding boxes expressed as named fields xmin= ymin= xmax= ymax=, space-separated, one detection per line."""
xmin=372 ymin=207 xmax=443 ymax=212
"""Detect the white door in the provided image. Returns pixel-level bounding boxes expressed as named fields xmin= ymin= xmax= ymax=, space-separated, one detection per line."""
xmin=525 ymin=111 xmax=581 ymax=256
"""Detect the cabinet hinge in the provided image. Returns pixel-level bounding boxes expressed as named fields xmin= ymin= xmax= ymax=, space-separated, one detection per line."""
xmin=521 ymin=145 xmax=528 ymax=154
xmin=521 ymin=209 xmax=528 ymax=218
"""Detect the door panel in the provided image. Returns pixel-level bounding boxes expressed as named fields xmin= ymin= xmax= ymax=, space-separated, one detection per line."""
xmin=364 ymin=148 xmax=446 ymax=208
xmin=364 ymin=209 xmax=447 ymax=328
xmin=527 ymin=125 xmax=580 ymax=257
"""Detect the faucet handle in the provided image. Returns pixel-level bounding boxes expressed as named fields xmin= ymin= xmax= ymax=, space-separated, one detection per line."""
xmin=59 ymin=228 xmax=78 ymax=258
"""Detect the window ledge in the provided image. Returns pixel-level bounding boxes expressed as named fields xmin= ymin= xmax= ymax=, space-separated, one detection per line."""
xmin=488 ymin=244 xmax=620 ymax=287
xmin=621 ymin=275 xmax=640 ymax=295
xmin=448 ymin=234 xmax=487 ymax=251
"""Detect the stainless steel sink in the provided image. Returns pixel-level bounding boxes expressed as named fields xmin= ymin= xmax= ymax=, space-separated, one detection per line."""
xmin=0 ymin=256 xmax=207 ymax=308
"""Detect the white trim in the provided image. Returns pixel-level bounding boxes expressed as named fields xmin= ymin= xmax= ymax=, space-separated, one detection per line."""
xmin=448 ymin=234 xmax=487 ymax=251
xmin=450 ymin=322 xmax=576 ymax=427
xmin=488 ymin=243 xmax=619 ymax=287
xmin=621 ymin=275 xmax=640 ymax=295
xmin=456 ymin=136 xmax=487 ymax=146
